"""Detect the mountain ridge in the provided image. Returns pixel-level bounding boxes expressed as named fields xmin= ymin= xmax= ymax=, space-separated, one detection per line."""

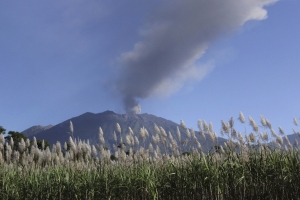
xmin=22 ymin=110 xmax=227 ymax=152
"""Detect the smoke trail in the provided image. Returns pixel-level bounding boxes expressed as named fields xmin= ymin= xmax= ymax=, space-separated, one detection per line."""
xmin=116 ymin=0 xmax=277 ymax=114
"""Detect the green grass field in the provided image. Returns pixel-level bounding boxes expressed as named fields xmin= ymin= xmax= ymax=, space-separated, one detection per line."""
xmin=1 ymin=113 xmax=300 ymax=199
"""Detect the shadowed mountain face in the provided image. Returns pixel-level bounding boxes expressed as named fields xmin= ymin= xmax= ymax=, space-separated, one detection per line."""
xmin=21 ymin=125 xmax=53 ymax=137
xmin=22 ymin=111 xmax=227 ymax=152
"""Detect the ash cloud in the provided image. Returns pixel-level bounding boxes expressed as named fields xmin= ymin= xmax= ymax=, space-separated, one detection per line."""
xmin=116 ymin=0 xmax=277 ymax=114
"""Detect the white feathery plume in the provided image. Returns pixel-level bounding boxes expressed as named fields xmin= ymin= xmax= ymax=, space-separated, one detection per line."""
xmin=176 ymin=126 xmax=181 ymax=141
xmin=229 ymin=117 xmax=234 ymax=128
xmin=238 ymin=112 xmax=245 ymax=123
xmin=149 ymin=143 xmax=154 ymax=153
xmin=209 ymin=122 xmax=214 ymax=133
xmin=0 ymin=152 xmax=2 ymax=165
xmin=99 ymin=127 xmax=105 ymax=145
xmin=271 ymin=129 xmax=277 ymax=138
xmin=154 ymin=124 xmax=160 ymax=135
xmin=159 ymin=127 xmax=167 ymax=137
xmin=198 ymin=120 xmax=203 ymax=132
xmin=26 ymin=139 xmax=30 ymax=148
xmin=248 ymin=116 xmax=258 ymax=132
xmin=69 ymin=121 xmax=74 ymax=139
xmin=0 ymin=134 xmax=4 ymax=145
xmin=139 ymin=127 xmax=146 ymax=140
xmin=18 ymin=138 xmax=26 ymax=152
xmin=203 ymin=121 xmax=209 ymax=132
xmin=51 ymin=144 xmax=57 ymax=155
xmin=266 ymin=119 xmax=272 ymax=129
xmin=113 ymin=131 xmax=117 ymax=142
xmin=134 ymin=136 xmax=139 ymax=146
xmin=152 ymin=135 xmax=157 ymax=145
xmin=10 ymin=137 xmax=14 ymax=148
xmin=279 ymin=126 xmax=285 ymax=135
xmin=143 ymin=128 xmax=149 ymax=138
xmin=276 ymin=136 xmax=283 ymax=146
xmin=64 ymin=142 xmax=68 ymax=151
xmin=92 ymin=145 xmax=97 ymax=157
xmin=180 ymin=120 xmax=187 ymax=129
xmin=261 ymin=132 xmax=268 ymax=142
xmin=125 ymin=135 xmax=131 ymax=146
xmin=294 ymin=117 xmax=298 ymax=126
xmin=249 ymin=132 xmax=256 ymax=143
xmin=284 ymin=135 xmax=290 ymax=145
xmin=221 ymin=120 xmax=229 ymax=133
xmin=260 ymin=115 xmax=267 ymax=127
xmin=128 ymin=127 xmax=134 ymax=136
xmin=209 ymin=132 xmax=216 ymax=143
xmin=191 ymin=128 xmax=195 ymax=139
xmin=69 ymin=136 xmax=76 ymax=152
xmin=186 ymin=128 xmax=191 ymax=138
xmin=231 ymin=128 xmax=237 ymax=139
xmin=116 ymin=123 xmax=121 ymax=133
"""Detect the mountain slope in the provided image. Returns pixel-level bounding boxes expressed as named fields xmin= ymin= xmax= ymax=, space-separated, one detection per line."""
xmin=21 ymin=125 xmax=53 ymax=137
xmin=23 ymin=110 xmax=227 ymax=152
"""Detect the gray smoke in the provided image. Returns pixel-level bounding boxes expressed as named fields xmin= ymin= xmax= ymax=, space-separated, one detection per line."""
xmin=116 ymin=0 xmax=277 ymax=114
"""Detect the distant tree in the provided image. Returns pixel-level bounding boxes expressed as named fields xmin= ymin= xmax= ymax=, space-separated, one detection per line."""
xmin=5 ymin=131 xmax=50 ymax=151
xmin=110 ymin=154 xmax=117 ymax=161
xmin=5 ymin=130 xmax=27 ymax=143
xmin=0 ymin=126 xmax=5 ymax=135
xmin=5 ymin=131 xmax=28 ymax=151
xmin=36 ymin=139 xmax=50 ymax=150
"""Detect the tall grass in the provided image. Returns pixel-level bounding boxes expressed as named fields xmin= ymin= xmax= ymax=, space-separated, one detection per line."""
xmin=1 ymin=112 xmax=300 ymax=199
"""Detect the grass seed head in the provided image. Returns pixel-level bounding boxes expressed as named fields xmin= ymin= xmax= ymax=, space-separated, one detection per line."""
xmin=229 ymin=117 xmax=234 ymax=128
xmin=271 ymin=129 xmax=277 ymax=138
xmin=180 ymin=120 xmax=187 ymax=129
xmin=139 ymin=127 xmax=146 ymax=140
xmin=221 ymin=120 xmax=230 ymax=133
xmin=260 ymin=115 xmax=267 ymax=127
xmin=113 ymin=131 xmax=117 ymax=142
xmin=248 ymin=116 xmax=258 ymax=132
xmin=0 ymin=134 xmax=4 ymax=145
xmin=266 ymin=119 xmax=272 ymax=129
xmin=276 ymin=136 xmax=283 ymax=146
xmin=154 ymin=124 xmax=160 ymax=135
xmin=238 ymin=112 xmax=245 ymax=123
xmin=18 ymin=138 xmax=26 ymax=152
xmin=203 ymin=121 xmax=209 ymax=132
xmin=134 ymin=136 xmax=139 ymax=146
xmin=249 ymin=132 xmax=256 ymax=143
xmin=160 ymin=127 xmax=167 ymax=137
xmin=116 ymin=123 xmax=121 ymax=133
xmin=209 ymin=122 xmax=214 ymax=132
xmin=279 ymin=126 xmax=285 ymax=135
xmin=294 ymin=117 xmax=298 ymax=126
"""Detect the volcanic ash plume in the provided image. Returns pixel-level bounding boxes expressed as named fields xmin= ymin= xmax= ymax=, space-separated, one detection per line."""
xmin=115 ymin=0 xmax=277 ymax=114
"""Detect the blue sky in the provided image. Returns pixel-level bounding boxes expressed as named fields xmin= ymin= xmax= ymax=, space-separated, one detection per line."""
xmin=1 ymin=0 xmax=299 ymax=137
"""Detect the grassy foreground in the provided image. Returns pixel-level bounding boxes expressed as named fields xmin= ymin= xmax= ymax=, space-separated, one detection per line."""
xmin=1 ymin=112 xmax=300 ymax=199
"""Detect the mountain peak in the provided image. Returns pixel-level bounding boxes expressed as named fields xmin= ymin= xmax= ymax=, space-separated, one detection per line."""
xmin=22 ymin=111 xmax=227 ymax=152
xmin=22 ymin=125 xmax=53 ymax=137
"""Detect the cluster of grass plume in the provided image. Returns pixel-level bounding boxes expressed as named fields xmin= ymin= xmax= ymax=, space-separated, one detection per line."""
xmin=1 ymin=112 xmax=300 ymax=199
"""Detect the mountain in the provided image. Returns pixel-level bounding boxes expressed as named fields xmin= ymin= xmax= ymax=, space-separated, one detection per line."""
xmin=22 ymin=110 xmax=227 ymax=152
xmin=22 ymin=125 xmax=53 ymax=137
